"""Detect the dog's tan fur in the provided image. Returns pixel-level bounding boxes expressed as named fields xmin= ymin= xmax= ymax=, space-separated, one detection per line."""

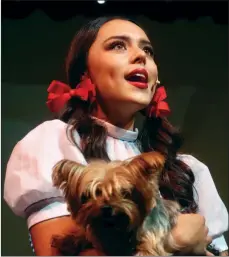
xmin=51 ymin=152 xmax=181 ymax=256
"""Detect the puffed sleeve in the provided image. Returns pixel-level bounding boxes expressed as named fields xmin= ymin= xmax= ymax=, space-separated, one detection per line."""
xmin=178 ymin=154 xmax=228 ymax=252
xmin=4 ymin=119 xmax=87 ymax=229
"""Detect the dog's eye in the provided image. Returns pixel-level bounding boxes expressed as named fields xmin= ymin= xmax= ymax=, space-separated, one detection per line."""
xmin=81 ymin=194 xmax=90 ymax=204
xmin=95 ymin=188 xmax=102 ymax=197
xmin=81 ymin=189 xmax=102 ymax=203
xmin=121 ymin=189 xmax=132 ymax=198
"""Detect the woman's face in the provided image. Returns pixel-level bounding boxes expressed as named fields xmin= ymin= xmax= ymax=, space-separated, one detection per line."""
xmin=87 ymin=19 xmax=158 ymax=113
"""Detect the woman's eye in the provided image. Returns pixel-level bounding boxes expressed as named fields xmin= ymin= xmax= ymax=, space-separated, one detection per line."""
xmin=143 ymin=47 xmax=154 ymax=57
xmin=109 ymin=41 xmax=126 ymax=51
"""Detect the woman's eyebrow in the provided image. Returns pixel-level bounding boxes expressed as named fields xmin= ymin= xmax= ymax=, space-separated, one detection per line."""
xmin=103 ymin=35 xmax=152 ymax=46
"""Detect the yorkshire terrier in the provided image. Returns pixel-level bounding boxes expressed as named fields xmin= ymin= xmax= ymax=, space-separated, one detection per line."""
xmin=51 ymin=152 xmax=218 ymax=256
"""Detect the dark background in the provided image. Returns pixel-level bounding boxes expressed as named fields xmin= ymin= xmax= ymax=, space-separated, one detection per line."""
xmin=2 ymin=1 xmax=228 ymax=255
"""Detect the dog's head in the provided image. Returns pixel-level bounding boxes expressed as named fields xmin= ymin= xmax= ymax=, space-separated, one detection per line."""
xmin=97 ymin=151 xmax=165 ymax=228
xmin=52 ymin=151 xmax=164 ymax=232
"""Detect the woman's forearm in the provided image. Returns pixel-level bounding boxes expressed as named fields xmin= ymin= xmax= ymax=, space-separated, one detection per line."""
xmin=220 ymin=250 xmax=228 ymax=256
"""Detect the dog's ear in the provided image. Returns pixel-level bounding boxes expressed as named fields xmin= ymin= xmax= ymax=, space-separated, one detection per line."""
xmin=52 ymin=160 xmax=86 ymax=199
xmin=52 ymin=160 xmax=86 ymax=217
xmin=139 ymin=151 xmax=165 ymax=170
xmin=127 ymin=151 xmax=165 ymax=177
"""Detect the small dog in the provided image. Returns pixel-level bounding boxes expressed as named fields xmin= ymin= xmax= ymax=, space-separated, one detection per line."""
xmin=51 ymin=152 xmax=184 ymax=256
xmin=51 ymin=152 xmax=218 ymax=256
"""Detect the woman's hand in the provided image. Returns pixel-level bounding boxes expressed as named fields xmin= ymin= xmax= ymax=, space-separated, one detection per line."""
xmin=171 ymin=213 xmax=212 ymax=255
xmin=80 ymin=249 xmax=106 ymax=256
xmin=220 ymin=250 xmax=228 ymax=256
xmin=206 ymin=249 xmax=229 ymax=256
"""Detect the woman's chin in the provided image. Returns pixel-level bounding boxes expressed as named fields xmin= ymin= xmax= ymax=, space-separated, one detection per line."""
xmin=129 ymin=98 xmax=151 ymax=110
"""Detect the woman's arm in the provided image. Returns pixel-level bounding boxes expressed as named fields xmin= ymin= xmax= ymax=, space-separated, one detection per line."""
xmin=30 ymin=216 xmax=76 ymax=256
xmin=220 ymin=250 xmax=228 ymax=256
xmin=31 ymin=214 xmax=210 ymax=256
xmin=3 ymin=121 xmax=98 ymax=255
xmin=30 ymin=216 xmax=105 ymax=256
xmin=177 ymin=154 xmax=228 ymax=254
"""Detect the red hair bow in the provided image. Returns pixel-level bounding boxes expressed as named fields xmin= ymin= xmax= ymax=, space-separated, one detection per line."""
xmin=146 ymin=86 xmax=171 ymax=118
xmin=46 ymin=77 xmax=96 ymax=113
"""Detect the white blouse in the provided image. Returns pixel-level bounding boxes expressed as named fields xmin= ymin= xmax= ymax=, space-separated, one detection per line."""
xmin=4 ymin=119 xmax=228 ymax=252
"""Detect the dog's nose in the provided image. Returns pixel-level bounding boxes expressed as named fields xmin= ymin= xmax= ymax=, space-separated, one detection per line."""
xmin=101 ymin=205 xmax=113 ymax=217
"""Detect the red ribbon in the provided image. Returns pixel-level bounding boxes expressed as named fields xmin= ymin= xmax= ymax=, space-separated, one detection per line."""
xmin=146 ymin=86 xmax=171 ymax=118
xmin=47 ymin=77 xmax=170 ymax=118
xmin=46 ymin=77 xmax=96 ymax=113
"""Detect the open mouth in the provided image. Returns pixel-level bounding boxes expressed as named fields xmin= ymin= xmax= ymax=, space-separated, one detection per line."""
xmin=126 ymin=74 xmax=147 ymax=83
xmin=125 ymin=68 xmax=148 ymax=89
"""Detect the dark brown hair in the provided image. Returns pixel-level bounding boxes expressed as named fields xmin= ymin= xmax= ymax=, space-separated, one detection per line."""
xmin=59 ymin=16 xmax=198 ymax=213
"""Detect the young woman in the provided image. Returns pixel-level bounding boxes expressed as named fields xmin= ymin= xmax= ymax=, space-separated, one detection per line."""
xmin=4 ymin=16 xmax=228 ymax=256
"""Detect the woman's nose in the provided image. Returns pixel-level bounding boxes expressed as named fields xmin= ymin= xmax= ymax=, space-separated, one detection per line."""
xmin=130 ymin=47 xmax=147 ymax=65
